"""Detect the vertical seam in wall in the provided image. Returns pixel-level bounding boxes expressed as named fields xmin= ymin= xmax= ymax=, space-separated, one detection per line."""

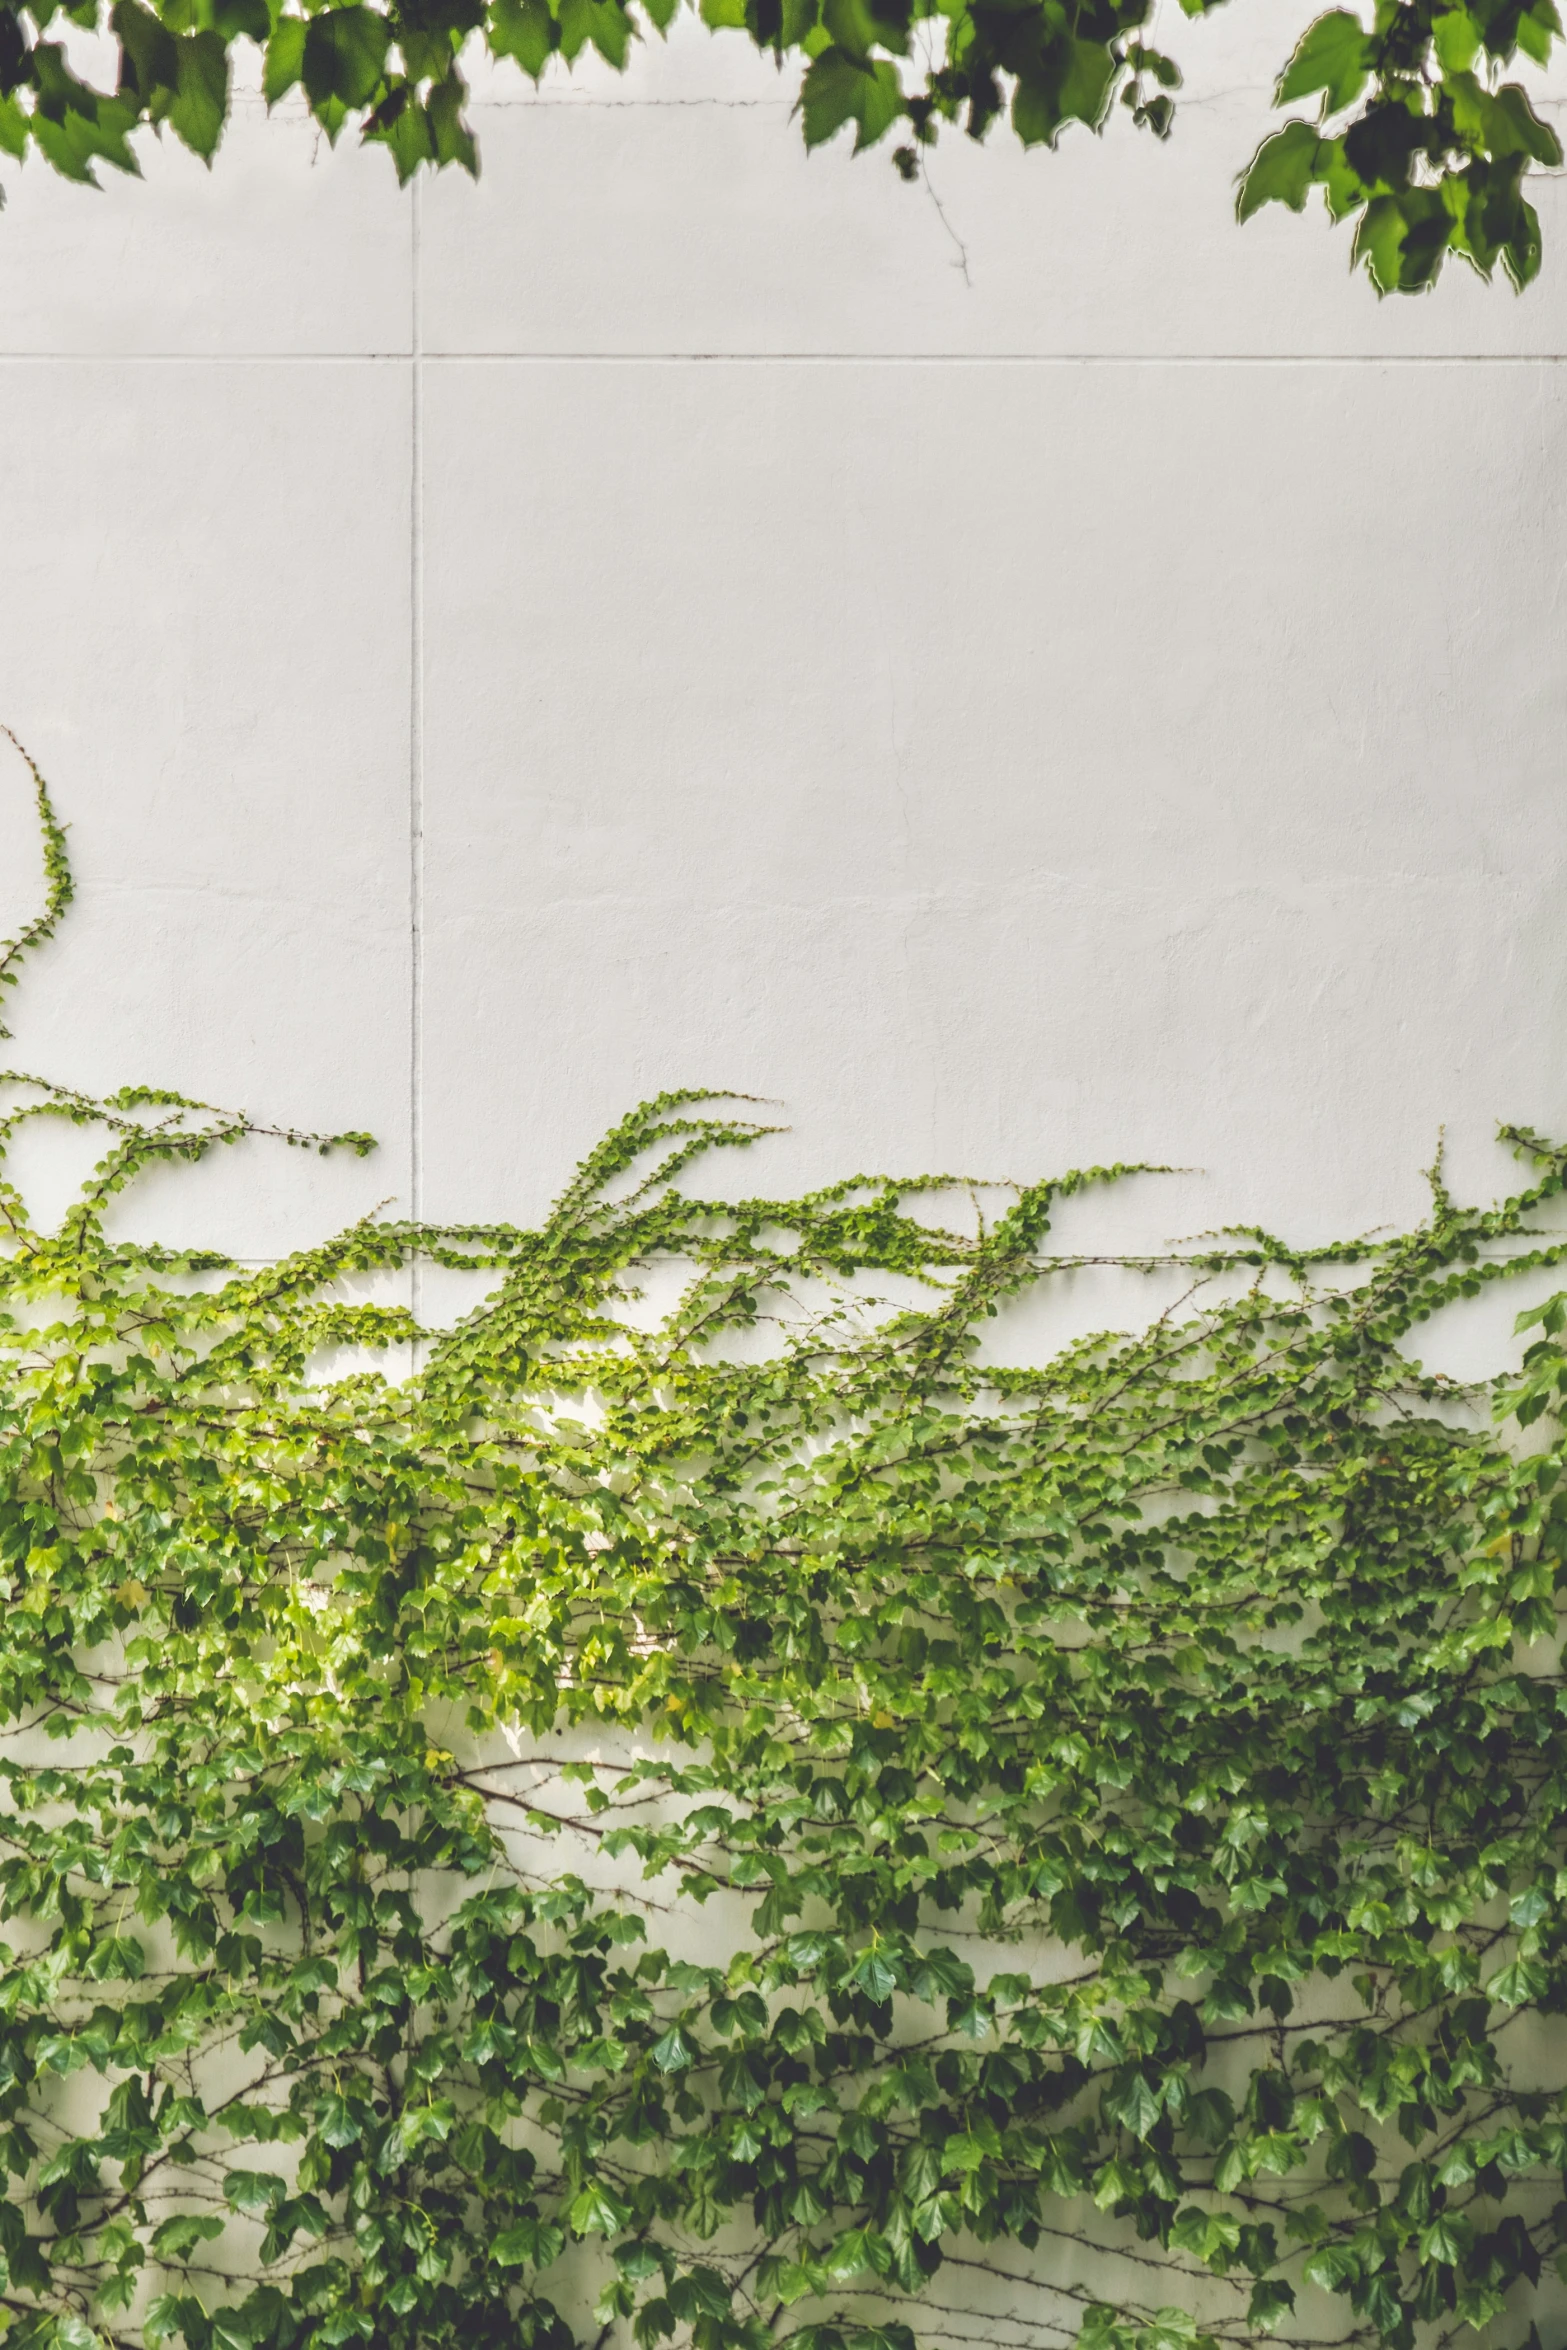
xmin=410 ymin=175 xmax=425 ymax=1327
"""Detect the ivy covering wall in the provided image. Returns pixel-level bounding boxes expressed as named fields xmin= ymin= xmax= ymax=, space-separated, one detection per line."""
xmin=0 ymin=746 xmax=1564 ymax=2350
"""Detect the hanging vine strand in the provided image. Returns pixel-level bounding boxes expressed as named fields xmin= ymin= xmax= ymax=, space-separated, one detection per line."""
xmin=0 ymin=747 xmax=1562 ymax=2350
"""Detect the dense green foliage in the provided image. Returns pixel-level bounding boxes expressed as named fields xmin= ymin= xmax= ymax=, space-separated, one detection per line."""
xmin=0 ymin=757 xmax=1566 ymax=2350
xmin=0 ymin=0 xmax=1561 ymax=289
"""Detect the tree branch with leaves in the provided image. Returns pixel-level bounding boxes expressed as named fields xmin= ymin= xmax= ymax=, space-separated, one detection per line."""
xmin=0 ymin=0 xmax=1560 ymax=289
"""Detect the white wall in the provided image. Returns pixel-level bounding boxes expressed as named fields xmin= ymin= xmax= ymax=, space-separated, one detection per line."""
xmin=0 ymin=39 xmax=1566 ymax=2346
xmin=0 ymin=11 xmax=1564 ymax=1270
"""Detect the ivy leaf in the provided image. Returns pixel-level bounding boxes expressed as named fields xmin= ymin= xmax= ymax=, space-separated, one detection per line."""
xmin=151 ymin=2215 xmax=225 ymax=2262
xmin=1509 ymin=1884 xmax=1551 ymax=1929
xmin=1486 ymin=1955 xmax=1547 ymax=2006
xmin=911 ymin=1948 xmax=972 ymax=2003
xmin=1247 ymin=2280 xmax=1296 ymax=2332
xmin=1432 ymin=9 xmax=1481 ymax=69
xmin=1237 ymin=120 xmax=1321 ymax=220
xmin=1303 ymin=2243 xmax=1362 ymax=2292
xmin=222 ymin=2171 xmax=285 ymax=2218
xmin=1184 ymin=2088 xmax=1235 ymax=2145
xmin=1516 ymin=0 xmax=1563 ymax=60
xmin=1105 ymin=2070 xmax=1163 ymax=2139
xmin=487 ymin=0 xmax=557 ymax=76
xmin=315 ymin=2093 xmax=364 ymax=2149
xmin=798 ymin=48 xmax=903 ymax=150
xmin=1418 ymin=2214 xmax=1469 ymax=2265
xmin=52 ymin=2322 xmax=101 ymax=2350
xmin=493 ymin=2216 xmax=565 ymax=2266
xmin=261 ymin=16 xmax=305 ymax=102
xmin=556 ymin=0 xmax=633 ymax=65
xmin=144 ymin=2304 xmax=200 ymax=2348
xmin=112 ymin=0 xmax=179 ymax=103
xmin=852 ymin=1950 xmax=899 ymax=2002
xmin=569 ymin=2182 xmax=632 ymax=2237
xmin=944 ymin=2128 xmax=999 ymax=2173
xmin=167 ymin=31 xmax=229 ymax=160
xmin=650 ymin=2024 xmax=698 ymax=2071
xmin=1274 ymin=10 xmax=1368 ymax=113
xmin=301 ymin=6 xmax=389 ymax=115
xmin=1013 ymin=38 xmax=1118 ymax=147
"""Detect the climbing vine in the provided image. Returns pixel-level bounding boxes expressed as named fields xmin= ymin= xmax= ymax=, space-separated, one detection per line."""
xmin=0 ymin=746 xmax=1563 ymax=2350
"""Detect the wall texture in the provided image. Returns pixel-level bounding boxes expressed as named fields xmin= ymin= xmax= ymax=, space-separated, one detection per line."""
xmin=0 ymin=11 xmax=1564 ymax=1275
xmin=0 ymin=41 xmax=1565 ymax=2349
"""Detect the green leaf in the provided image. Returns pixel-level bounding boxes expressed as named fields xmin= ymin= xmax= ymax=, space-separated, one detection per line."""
xmin=1491 ymin=81 xmax=1562 ymax=166
xmin=152 ymin=2214 xmax=225 ymax=2262
xmin=798 ymin=47 xmax=903 ymax=150
xmin=85 ymin=1934 xmax=144 ymax=1980
xmin=1237 ymin=119 xmax=1321 ymax=220
xmin=209 ymin=0 xmax=270 ymax=38
xmin=1054 ymin=36 xmax=1118 ymax=132
xmin=301 ymin=5 xmax=389 ymax=115
xmin=1184 ymin=2088 xmax=1235 ymax=2145
xmin=223 ymin=2170 xmax=286 ymax=2217
xmin=1275 ymin=10 xmax=1369 ymax=113
xmin=1432 ymin=9 xmax=1481 ymax=70
xmin=1013 ymin=37 xmax=1118 ymax=147
xmin=424 ymin=76 xmax=477 ymax=172
xmin=1247 ymin=2280 xmax=1296 ymax=2332
xmin=1504 ymin=192 xmax=1544 ymax=287
xmin=1418 ymin=2214 xmax=1468 ymax=2265
xmin=569 ymin=2182 xmax=631 ymax=2237
xmin=1303 ymin=2243 xmax=1362 ymax=2292
xmin=315 ymin=2093 xmax=364 ymax=2148
xmin=1486 ymin=1953 xmax=1547 ymax=2005
xmin=821 ymin=0 xmax=907 ymax=60
xmin=168 ymin=31 xmax=229 ymax=160
xmin=144 ymin=2303 xmax=199 ymax=2349
xmin=51 ymin=2322 xmax=101 ymax=2350
xmin=112 ymin=0 xmax=179 ymax=103
xmin=650 ymin=2025 xmax=695 ymax=2071
xmin=1516 ymin=0 xmax=1562 ymax=63
xmin=1509 ymin=1883 xmax=1551 ymax=1928
xmin=852 ymin=1949 xmax=899 ymax=2002
xmin=29 ymin=51 xmax=143 ymax=183
xmin=943 ymin=2129 xmax=997 ymax=2173
xmin=1106 ymin=2070 xmax=1163 ymax=2139
xmin=493 ymin=2217 xmax=566 ymax=2267
xmin=556 ymin=0 xmax=633 ymax=66
xmin=262 ymin=16 xmax=305 ymax=103
xmin=487 ymin=0 xmax=557 ymax=77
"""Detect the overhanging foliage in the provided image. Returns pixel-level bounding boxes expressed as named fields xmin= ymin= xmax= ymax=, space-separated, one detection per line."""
xmin=0 ymin=749 xmax=1564 ymax=2350
xmin=0 ymin=0 xmax=1561 ymax=291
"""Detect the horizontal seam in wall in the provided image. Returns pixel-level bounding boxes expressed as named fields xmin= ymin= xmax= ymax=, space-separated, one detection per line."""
xmin=1 ymin=349 xmax=1566 ymax=364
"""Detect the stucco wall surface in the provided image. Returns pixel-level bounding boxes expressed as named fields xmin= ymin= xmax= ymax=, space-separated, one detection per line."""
xmin=0 ymin=37 xmax=1565 ymax=2350
xmin=0 ymin=11 xmax=1562 ymax=1300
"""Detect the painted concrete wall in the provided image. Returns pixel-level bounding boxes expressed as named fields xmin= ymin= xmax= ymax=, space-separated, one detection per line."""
xmin=0 ymin=12 xmax=1563 ymax=1286
xmin=1 ymin=35 xmax=1566 ymax=2348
